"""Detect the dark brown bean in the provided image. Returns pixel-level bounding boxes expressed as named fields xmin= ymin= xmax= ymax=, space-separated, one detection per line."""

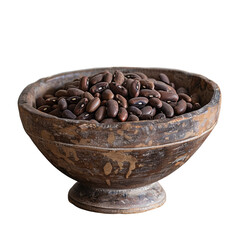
xmin=134 ymin=72 xmax=148 ymax=80
xmin=124 ymin=73 xmax=140 ymax=79
xmin=45 ymin=97 xmax=58 ymax=106
xmin=65 ymin=81 xmax=79 ymax=89
xmin=103 ymin=72 xmax=113 ymax=83
xmin=154 ymin=81 xmax=176 ymax=93
xmin=102 ymin=89 xmax=114 ymax=100
xmin=122 ymin=79 xmax=134 ymax=89
xmin=193 ymin=102 xmax=201 ymax=110
xmin=52 ymin=104 xmax=59 ymax=109
xmin=177 ymin=87 xmax=188 ymax=94
xmin=83 ymin=92 xmax=94 ymax=101
xmin=109 ymin=83 xmax=128 ymax=97
xmin=129 ymin=80 xmax=140 ymax=98
xmin=43 ymin=94 xmax=54 ymax=99
xmin=169 ymin=102 xmax=178 ymax=107
xmin=113 ymin=71 xmax=125 ymax=85
xmin=149 ymin=97 xmax=162 ymax=108
xmin=127 ymin=115 xmax=139 ymax=121
xmin=140 ymin=89 xmax=160 ymax=98
xmin=89 ymin=73 xmax=105 ymax=85
xmin=186 ymin=102 xmax=193 ymax=112
xmin=159 ymin=73 xmax=170 ymax=85
xmin=86 ymin=97 xmax=101 ymax=113
xmin=161 ymin=102 xmax=174 ymax=118
xmin=36 ymin=97 xmax=46 ymax=108
xmin=55 ymin=90 xmax=68 ymax=98
xmin=107 ymin=99 xmax=119 ymax=118
xmin=67 ymin=96 xmax=81 ymax=104
xmin=151 ymin=107 xmax=156 ymax=117
xmin=118 ymin=107 xmax=128 ymax=122
xmin=38 ymin=105 xmax=52 ymax=113
xmin=58 ymin=98 xmax=68 ymax=110
xmin=65 ymin=84 xmax=77 ymax=90
xmin=128 ymin=106 xmax=142 ymax=117
xmin=94 ymin=93 xmax=101 ymax=98
xmin=79 ymin=76 xmax=89 ymax=91
xmin=67 ymin=88 xmax=84 ymax=97
xmin=159 ymin=90 xmax=179 ymax=102
xmin=174 ymin=99 xmax=187 ymax=115
xmin=49 ymin=108 xmax=61 ymax=117
xmin=90 ymin=82 xmax=108 ymax=94
xmin=77 ymin=112 xmax=94 ymax=120
xmin=178 ymin=93 xmax=192 ymax=103
xmin=95 ymin=106 xmax=107 ymax=122
xmin=139 ymin=79 xmax=154 ymax=90
xmin=101 ymin=100 xmax=107 ymax=106
xmin=62 ymin=109 xmax=76 ymax=119
xmin=115 ymin=94 xmax=128 ymax=108
xmin=154 ymin=112 xmax=166 ymax=119
xmin=101 ymin=118 xmax=118 ymax=123
xmin=74 ymin=98 xmax=89 ymax=116
xmin=140 ymin=106 xmax=153 ymax=120
xmin=128 ymin=97 xmax=149 ymax=108
xmin=68 ymin=104 xmax=76 ymax=112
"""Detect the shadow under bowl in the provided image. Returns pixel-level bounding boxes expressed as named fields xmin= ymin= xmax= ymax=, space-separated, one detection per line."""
xmin=18 ymin=67 xmax=221 ymax=213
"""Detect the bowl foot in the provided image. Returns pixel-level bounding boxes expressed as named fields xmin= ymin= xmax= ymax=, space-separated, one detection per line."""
xmin=68 ymin=182 xmax=166 ymax=214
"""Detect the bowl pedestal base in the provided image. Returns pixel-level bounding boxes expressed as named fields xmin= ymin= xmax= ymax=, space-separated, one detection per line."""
xmin=68 ymin=181 xmax=166 ymax=214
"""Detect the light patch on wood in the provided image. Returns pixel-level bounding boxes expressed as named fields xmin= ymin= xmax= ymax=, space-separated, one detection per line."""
xmin=107 ymin=132 xmax=115 ymax=144
xmin=106 ymin=179 xmax=111 ymax=186
xmin=102 ymin=151 xmax=137 ymax=179
xmin=117 ymin=130 xmax=124 ymax=136
xmin=124 ymin=135 xmax=132 ymax=140
xmin=103 ymin=162 xmax=112 ymax=175
xmin=41 ymin=130 xmax=54 ymax=141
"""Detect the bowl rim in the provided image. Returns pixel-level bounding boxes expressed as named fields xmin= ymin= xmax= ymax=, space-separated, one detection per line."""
xmin=18 ymin=67 xmax=221 ymax=127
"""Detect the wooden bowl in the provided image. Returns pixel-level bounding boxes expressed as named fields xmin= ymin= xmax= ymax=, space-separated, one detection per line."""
xmin=18 ymin=67 xmax=221 ymax=213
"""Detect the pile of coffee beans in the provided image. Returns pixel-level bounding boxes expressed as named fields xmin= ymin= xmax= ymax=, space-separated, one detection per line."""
xmin=36 ymin=70 xmax=201 ymax=123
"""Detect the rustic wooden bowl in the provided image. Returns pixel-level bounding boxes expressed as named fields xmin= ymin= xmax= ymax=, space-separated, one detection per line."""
xmin=18 ymin=67 xmax=221 ymax=213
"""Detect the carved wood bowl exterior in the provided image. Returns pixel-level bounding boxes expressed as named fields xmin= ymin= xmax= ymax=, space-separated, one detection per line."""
xmin=18 ymin=67 xmax=221 ymax=213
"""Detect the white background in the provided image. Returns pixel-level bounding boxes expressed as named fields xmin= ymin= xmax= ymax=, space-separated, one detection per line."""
xmin=1 ymin=0 xmax=239 ymax=239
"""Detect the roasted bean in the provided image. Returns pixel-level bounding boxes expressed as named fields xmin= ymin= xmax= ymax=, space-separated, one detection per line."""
xmin=102 ymin=89 xmax=114 ymax=100
xmin=154 ymin=112 xmax=166 ymax=119
xmin=127 ymin=114 xmax=139 ymax=121
xmin=45 ymin=97 xmax=58 ymax=106
xmin=109 ymin=83 xmax=128 ymax=97
xmin=74 ymin=98 xmax=89 ymax=116
xmin=115 ymin=94 xmax=128 ymax=108
xmin=62 ymin=109 xmax=76 ymax=119
xmin=67 ymin=96 xmax=81 ymax=104
xmin=178 ymin=93 xmax=192 ymax=103
xmin=77 ymin=112 xmax=94 ymax=120
xmin=149 ymin=97 xmax=162 ymax=108
xmin=36 ymin=97 xmax=46 ymax=108
xmin=86 ymin=97 xmax=101 ymax=113
xmin=129 ymin=80 xmax=140 ymax=98
xmin=58 ymin=98 xmax=68 ymax=111
xmin=38 ymin=105 xmax=52 ymax=113
xmin=139 ymin=79 xmax=154 ymax=90
xmin=107 ymin=99 xmax=119 ymax=118
xmin=128 ymin=106 xmax=142 ymax=117
xmin=140 ymin=89 xmax=160 ymax=98
xmin=158 ymin=90 xmax=179 ymax=102
xmin=159 ymin=73 xmax=170 ymax=85
xmin=67 ymin=88 xmax=84 ymax=97
xmin=174 ymin=99 xmax=187 ymax=115
xmin=90 ymin=82 xmax=108 ymax=94
xmin=103 ymin=72 xmax=113 ymax=83
xmin=113 ymin=70 xmax=125 ymax=85
xmin=128 ymin=97 xmax=149 ymax=108
xmin=118 ymin=107 xmax=128 ymax=122
xmin=79 ymin=76 xmax=89 ymax=91
xmin=161 ymin=102 xmax=174 ymax=117
xmin=83 ymin=92 xmax=94 ymax=101
xmin=95 ymin=106 xmax=107 ymax=122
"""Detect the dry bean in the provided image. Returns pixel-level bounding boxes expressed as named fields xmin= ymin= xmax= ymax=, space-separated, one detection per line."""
xmin=128 ymin=97 xmax=149 ymax=108
xmin=161 ymin=102 xmax=174 ymax=118
xmin=95 ymin=106 xmax=107 ymax=122
xmin=86 ymin=97 xmax=101 ymax=113
xmin=74 ymin=98 xmax=89 ymax=116
xmin=118 ymin=107 xmax=128 ymax=122
xmin=107 ymin=99 xmax=119 ymax=118
xmin=174 ymin=99 xmax=187 ymax=115
xmin=115 ymin=94 xmax=128 ymax=108
xmin=102 ymin=89 xmax=114 ymax=100
xmin=62 ymin=109 xmax=76 ymax=119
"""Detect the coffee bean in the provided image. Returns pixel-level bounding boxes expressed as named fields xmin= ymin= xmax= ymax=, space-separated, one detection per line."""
xmin=159 ymin=73 xmax=170 ymax=85
xmin=174 ymin=99 xmax=187 ymax=115
xmin=128 ymin=97 xmax=149 ymax=108
xmin=158 ymin=90 xmax=179 ymax=102
xmin=161 ymin=102 xmax=174 ymax=118
xmin=67 ymin=88 xmax=84 ymax=97
xmin=129 ymin=80 xmax=140 ymax=98
xmin=178 ymin=93 xmax=192 ymax=103
xmin=140 ymin=89 xmax=160 ymax=98
xmin=90 ymin=82 xmax=108 ymax=94
xmin=149 ymin=97 xmax=162 ymax=108
xmin=113 ymin=70 xmax=125 ymax=85
xmin=115 ymin=94 xmax=128 ymax=108
xmin=79 ymin=76 xmax=89 ymax=91
xmin=36 ymin=97 xmax=46 ymax=108
xmin=67 ymin=96 xmax=81 ymax=104
xmin=103 ymin=72 xmax=113 ymax=83
xmin=77 ymin=112 xmax=94 ymax=120
xmin=139 ymin=79 xmax=154 ymax=90
xmin=118 ymin=107 xmax=128 ymax=122
xmin=86 ymin=97 xmax=101 ymax=113
xmin=154 ymin=112 xmax=166 ymax=119
xmin=62 ymin=109 xmax=76 ymax=119
xmin=107 ymin=99 xmax=119 ymax=118
xmin=109 ymin=82 xmax=128 ymax=97
xmin=95 ymin=106 xmax=107 ymax=122
xmin=102 ymin=89 xmax=114 ymax=100
xmin=58 ymin=98 xmax=68 ymax=111
xmin=38 ymin=105 xmax=52 ymax=113
xmin=55 ymin=90 xmax=68 ymax=98
xmin=74 ymin=98 xmax=89 ymax=116
xmin=128 ymin=106 xmax=142 ymax=117
xmin=127 ymin=115 xmax=139 ymax=121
